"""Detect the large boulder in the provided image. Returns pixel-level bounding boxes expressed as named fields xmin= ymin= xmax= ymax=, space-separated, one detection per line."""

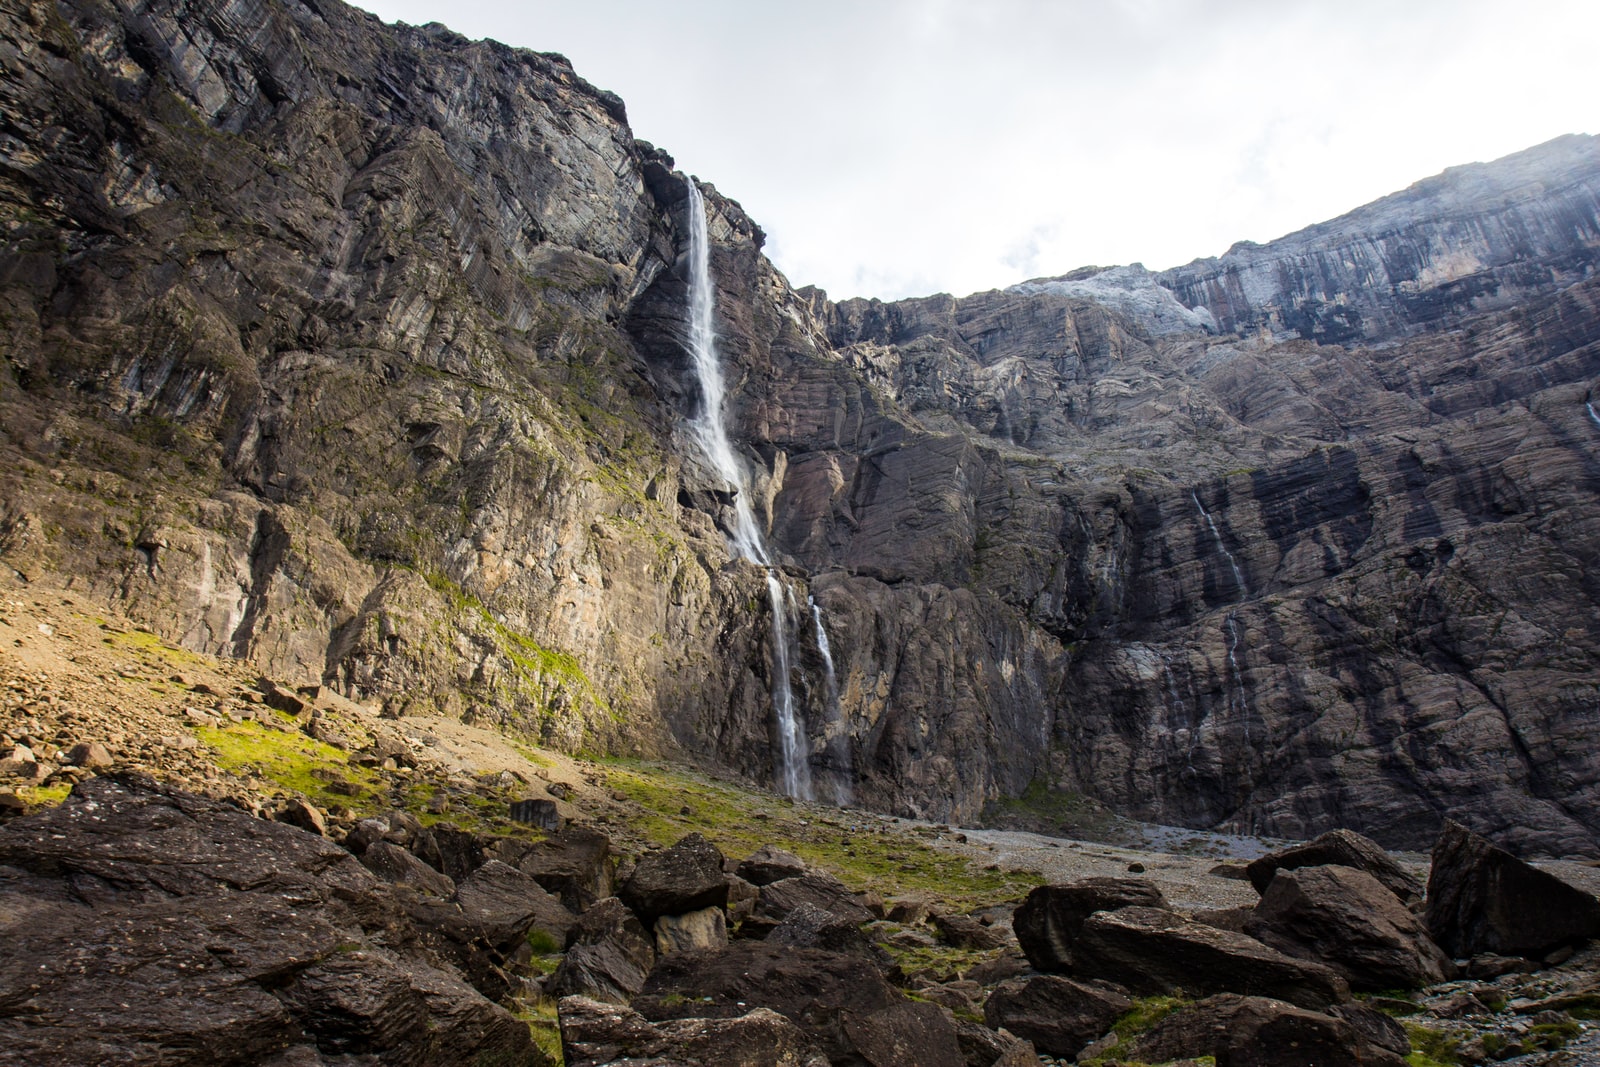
xmin=1012 ymin=878 xmax=1168 ymax=972
xmin=508 ymin=827 xmax=616 ymax=911
xmin=655 ymin=905 xmax=729 ymax=956
xmin=840 ymin=1001 xmax=965 ymax=1067
xmin=618 ymin=833 xmax=729 ymax=923
xmin=359 ymin=840 xmax=456 ymax=897
xmin=0 ymin=774 xmax=540 ymax=1067
xmin=548 ymin=897 xmax=656 ymax=1005
xmin=747 ymin=871 xmax=875 ymax=930
xmin=634 ymin=941 xmax=903 ymax=1063
xmin=1245 ymin=864 xmax=1452 ymax=990
xmin=982 ymin=975 xmax=1131 ymax=1059
xmin=558 ymin=995 xmax=828 ymax=1067
xmin=1074 ymin=906 xmax=1350 ymax=1009
xmin=737 ymin=845 xmax=810 ymax=886
xmin=1425 ymin=820 xmax=1600 ymax=959
xmin=1246 ymin=828 xmax=1423 ymax=906
xmin=450 ymin=859 xmax=577 ymax=950
xmin=1124 ymin=993 xmax=1409 ymax=1067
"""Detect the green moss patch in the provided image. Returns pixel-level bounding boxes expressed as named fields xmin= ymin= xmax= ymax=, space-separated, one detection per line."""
xmin=194 ymin=720 xmax=383 ymax=814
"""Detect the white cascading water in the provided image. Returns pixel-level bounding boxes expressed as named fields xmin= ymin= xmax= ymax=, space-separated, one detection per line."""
xmin=1192 ymin=491 xmax=1246 ymax=596
xmin=682 ymin=178 xmax=812 ymax=800
xmin=1587 ymin=400 xmax=1600 ymax=430
xmin=1193 ymin=492 xmax=1251 ymax=741
xmin=810 ymin=596 xmax=854 ymax=805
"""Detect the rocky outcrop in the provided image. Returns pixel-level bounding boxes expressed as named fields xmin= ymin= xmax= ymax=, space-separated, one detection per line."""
xmin=4 ymin=0 xmax=1600 ymax=852
xmin=0 ymin=774 xmax=542 ymax=1066
xmin=1157 ymin=135 xmax=1600 ymax=344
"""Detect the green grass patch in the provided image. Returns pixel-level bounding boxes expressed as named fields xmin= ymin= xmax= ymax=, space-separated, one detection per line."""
xmin=17 ymin=781 xmax=74 ymax=808
xmin=980 ymin=778 xmax=1130 ymax=843
xmin=600 ymin=760 xmax=1041 ymax=911
xmin=1404 ymin=1021 xmax=1461 ymax=1067
xmin=1112 ymin=995 xmax=1191 ymax=1039
xmin=194 ymin=720 xmax=383 ymax=814
xmin=1529 ymin=1017 xmax=1580 ymax=1050
xmin=510 ymin=997 xmax=563 ymax=1065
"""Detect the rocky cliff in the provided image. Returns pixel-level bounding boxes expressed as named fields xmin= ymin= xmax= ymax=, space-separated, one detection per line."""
xmin=4 ymin=0 xmax=1599 ymax=855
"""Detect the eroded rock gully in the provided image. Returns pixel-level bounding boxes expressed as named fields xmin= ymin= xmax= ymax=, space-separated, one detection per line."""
xmin=2 ymin=0 xmax=1600 ymax=856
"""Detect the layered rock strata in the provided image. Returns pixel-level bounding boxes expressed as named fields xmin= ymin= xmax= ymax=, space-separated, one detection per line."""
xmin=4 ymin=0 xmax=1600 ymax=851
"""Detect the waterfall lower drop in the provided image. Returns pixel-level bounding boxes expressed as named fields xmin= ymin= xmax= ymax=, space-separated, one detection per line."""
xmin=810 ymin=597 xmax=854 ymax=806
xmin=1587 ymin=400 xmax=1600 ymax=430
xmin=1223 ymin=614 xmax=1250 ymax=744
xmin=681 ymin=178 xmax=812 ymax=801
xmin=1192 ymin=491 xmax=1246 ymax=596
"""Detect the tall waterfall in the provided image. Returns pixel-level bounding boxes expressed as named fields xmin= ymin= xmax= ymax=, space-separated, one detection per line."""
xmin=682 ymin=178 xmax=812 ymax=800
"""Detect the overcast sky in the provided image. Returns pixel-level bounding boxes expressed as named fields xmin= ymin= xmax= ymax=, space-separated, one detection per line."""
xmin=355 ymin=0 xmax=1596 ymax=302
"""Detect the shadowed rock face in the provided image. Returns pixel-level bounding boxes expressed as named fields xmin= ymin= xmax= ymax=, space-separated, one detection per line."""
xmin=5 ymin=0 xmax=1600 ymax=851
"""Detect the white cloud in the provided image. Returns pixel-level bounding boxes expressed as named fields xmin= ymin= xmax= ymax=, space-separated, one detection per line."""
xmin=355 ymin=0 xmax=1599 ymax=300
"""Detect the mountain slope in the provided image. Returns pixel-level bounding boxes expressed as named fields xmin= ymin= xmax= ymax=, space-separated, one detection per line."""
xmin=3 ymin=0 xmax=1599 ymax=854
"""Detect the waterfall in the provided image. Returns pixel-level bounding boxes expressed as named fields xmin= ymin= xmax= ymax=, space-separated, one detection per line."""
xmin=1192 ymin=491 xmax=1246 ymax=597
xmin=810 ymin=597 xmax=854 ymax=805
xmin=1587 ymin=400 xmax=1600 ymax=430
xmin=1224 ymin=614 xmax=1250 ymax=744
xmin=682 ymin=178 xmax=812 ymax=800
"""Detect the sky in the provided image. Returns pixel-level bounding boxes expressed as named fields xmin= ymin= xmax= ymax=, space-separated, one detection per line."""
xmin=354 ymin=0 xmax=1598 ymax=302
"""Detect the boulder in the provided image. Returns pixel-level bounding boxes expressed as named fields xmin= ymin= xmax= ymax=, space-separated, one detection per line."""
xmin=840 ymin=1000 xmax=965 ymax=1067
xmin=619 ymin=832 xmax=728 ymax=922
xmin=1012 ymin=878 xmax=1168 ymax=972
xmin=558 ymin=995 xmax=828 ymax=1067
xmin=509 ymin=826 xmax=616 ymax=911
xmin=1245 ymin=864 xmax=1452 ymax=990
xmin=931 ymin=909 xmax=1011 ymax=950
xmin=655 ymin=906 xmax=729 ymax=956
xmin=63 ymin=741 xmax=114 ymax=771
xmin=0 ymin=773 xmax=537 ymax=1066
xmin=450 ymin=859 xmax=576 ymax=950
xmin=508 ymin=797 xmax=563 ymax=832
xmin=1074 ymin=906 xmax=1350 ymax=1009
xmin=737 ymin=845 xmax=810 ymax=886
xmin=769 ymin=901 xmax=880 ymax=956
xmin=954 ymin=1018 xmax=1044 ymax=1067
xmin=359 ymin=840 xmax=456 ymax=898
xmin=412 ymin=825 xmax=489 ymax=883
xmin=274 ymin=797 xmax=327 ymax=837
xmin=548 ymin=898 xmax=656 ymax=1005
xmin=982 ymin=974 xmax=1131 ymax=1059
xmin=1426 ymin=820 xmax=1600 ymax=958
xmin=748 ymin=871 xmax=874 ymax=931
xmin=1247 ymin=828 xmax=1423 ymax=905
xmin=1125 ymin=993 xmax=1408 ymax=1067
xmin=635 ymin=941 xmax=902 ymax=1063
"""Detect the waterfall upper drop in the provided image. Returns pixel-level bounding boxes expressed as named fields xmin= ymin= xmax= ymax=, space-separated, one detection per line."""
xmin=680 ymin=177 xmax=812 ymax=801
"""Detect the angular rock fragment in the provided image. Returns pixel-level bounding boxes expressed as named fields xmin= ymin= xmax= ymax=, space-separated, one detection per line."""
xmin=1126 ymin=993 xmax=1408 ymax=1067
xmin=655 ymin=905 xmax=729 ymax=955
xmin=549 ymin=898 xmax=656 ymax=1005
xmin=1426 ymin=820 xmax=1600 ymax=958
xmin=1012 ymin=877 xmax=1168 ymax=972
xmin=737 ymin=844 xmax=810 ymax=885
xmin=840 ymin=1000 xmax=965 ymax=1067
xmin=1074 ymin=906 xmax=1350 ymax=1009
xmin=982 ymin=974 xmax=1131 ymax=1059
xmin=359 ymin=840 xmax=456 ymax=897
xmin=558 ymin=995 xmax=828 ymax=1067
xmin=1245 ymin=864 xmax=1451 ymax=990
xmin=619 ymin=832 xmax=728 ymax=922
xmin=1247 ymin=828 xmax=1424 ymax=905
xmin=508 ymin=826 xmax=616 ymax=911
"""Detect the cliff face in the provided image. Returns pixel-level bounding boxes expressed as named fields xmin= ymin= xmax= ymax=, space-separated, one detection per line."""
xmin=4 ymin=0 xmax=1600 ymax=854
